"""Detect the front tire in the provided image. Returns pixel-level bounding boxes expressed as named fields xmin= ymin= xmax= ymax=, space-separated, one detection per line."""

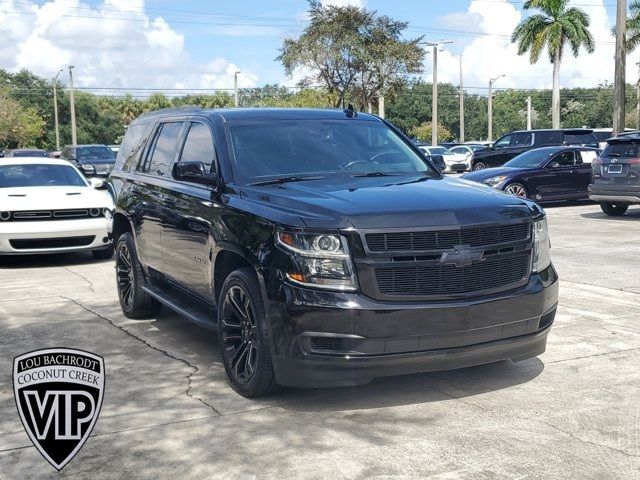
xmin=473 ymin=162 xmax=486 ymax=171
xmin=600 ymin=202 xmax=629 ymax=216
xmin=115 ymin=233 xmax=161 ymax=319
xmin=218 ymin=268 xmax=278 ymax=398
xmin=504 ymin=182 xmax=528 ymax=199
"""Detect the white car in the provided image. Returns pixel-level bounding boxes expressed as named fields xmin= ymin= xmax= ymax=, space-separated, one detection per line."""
xmin=0 ymin=158 xmax=114 ymax=258
xmin=419 ymin=146 xmax=469 ymax=173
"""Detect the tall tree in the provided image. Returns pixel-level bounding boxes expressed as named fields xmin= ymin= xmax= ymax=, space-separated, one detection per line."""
xmin=278 ymin=0 xmax=423 ymax=111
xmin=511 ymin=0 xmax=594 ymax=128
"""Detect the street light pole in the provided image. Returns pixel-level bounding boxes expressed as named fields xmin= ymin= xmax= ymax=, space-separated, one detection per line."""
xmin=636 ymin=60 xmax=640 ymax=131
xmin=425 ymin=40 xmax=452 ymax=146
xmin=454 ymin=53 xmax=465 ymax=143
xmin=68 ymin=66 xmax=77 ymax=146
xmin=52 ymin=69 xmax=63 ymax=151
xmin=234 ymin=70 xmax=241 ymax=108
xmin=488 ymin=74 xmax=505 ymax=142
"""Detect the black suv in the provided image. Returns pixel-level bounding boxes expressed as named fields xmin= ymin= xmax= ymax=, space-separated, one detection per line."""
xmin=471 ymin=129 xmax=599 ymax=170
xmin=108 ymin=108 xmax=558 ymax=397
xmin=61 ymin=144 xmax=116 ymax=177
xmin=589 ymin=133 xmax=640 ymax=216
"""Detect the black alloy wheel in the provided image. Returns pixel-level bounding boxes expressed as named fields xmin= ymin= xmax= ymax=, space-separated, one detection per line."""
xmin=600 ymin=202 xmax=629 ymax=216
xmin=115 ymin=233 xmax=161 ymax=318
xmin=221 ymin=285 xmax=259 ymax=384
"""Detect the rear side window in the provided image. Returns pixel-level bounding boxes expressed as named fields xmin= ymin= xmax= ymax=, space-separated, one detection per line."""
xmin=601 ymin=142 xmax=640 ymax=158
xmin=564 ymin=133 xmax=598 ymax=146
xmin=179 ymin=123 xmax=216 ymax=173
xmin=578 ymin=150 xmax=598 ymax=164
xmin=142 ymin=122 xmax=183 ymax=177
xmin=512 ymin=132 xmax=533 ymax=146
xmin=116 ymin=124 xmax=147 ymax=172
xmin=536 ymin=131 xmax=563 ymax=146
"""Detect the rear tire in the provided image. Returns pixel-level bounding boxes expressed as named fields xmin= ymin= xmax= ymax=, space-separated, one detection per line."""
xmin=600 ymin=202 xmax=629 ymax=216
xmin=115 ymin=233 xmax=161 ymax=319
xmin=218 ymin=267 xmax=278 ymax=398
xmin=473 ymin=162 xmax=486 ymax=171
xmin=92 ymin=245 xmax=114 ymax=260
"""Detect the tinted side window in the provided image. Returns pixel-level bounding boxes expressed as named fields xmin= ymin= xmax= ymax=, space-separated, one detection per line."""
xmin=512 ymin=132 xmax=533 ymax=147
xmin=564 ymin=133 xmax=597 ymax=145
xmin=116 ymin=124 xmax=147 ymax=172
xmin=143 ymin=122 xmax=183 ymax=177
xmin=554 ymin=151 xmax=576 ymax=167
xmin=179 ymin=123 xmax=215 ymax=172
xmin=537 ymin=131 xmax=563 ymax=146
xmin=494 ymin=135 xmax=512 ymax=148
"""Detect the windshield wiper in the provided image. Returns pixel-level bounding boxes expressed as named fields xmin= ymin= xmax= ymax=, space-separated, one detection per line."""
xmin=250 ymin=175 xmax=325 ymax=186
xmin=351 ymin=171 xmax=401 ymax=178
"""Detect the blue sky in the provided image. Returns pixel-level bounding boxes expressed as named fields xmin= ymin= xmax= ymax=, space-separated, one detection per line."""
xmin=0 ymin=0 xmax=627 ymax=95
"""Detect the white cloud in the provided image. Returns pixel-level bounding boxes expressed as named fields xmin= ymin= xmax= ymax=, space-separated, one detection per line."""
xmin=321 ymin=0 xmax=364 ymax=8
xmin=0 ymin=0 xmax=258 ymax=94
xmin=430 ymin=0 xmax=629 ymax=94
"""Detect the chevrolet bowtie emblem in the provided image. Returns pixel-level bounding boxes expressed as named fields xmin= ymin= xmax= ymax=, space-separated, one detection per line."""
xmin=440 ymin=245 xmax=484 ymax=268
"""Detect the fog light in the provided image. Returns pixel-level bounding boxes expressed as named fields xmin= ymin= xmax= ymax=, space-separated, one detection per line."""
xmin=0 ymin=211 xmax=10 ymax=221
xmin=89 ymin=208 xmax=101 ymax=217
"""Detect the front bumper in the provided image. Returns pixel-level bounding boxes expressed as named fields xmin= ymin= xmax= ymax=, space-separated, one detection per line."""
xmin=266 ymin=265 xmax=559 ymax=388
xmin=0 ymin=218 xmax=112 ymax=255
xmin=588 ymin=184 xmax=640 ymax=204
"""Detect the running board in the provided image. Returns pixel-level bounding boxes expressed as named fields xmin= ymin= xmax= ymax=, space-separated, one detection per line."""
xmin=142 ymin=285 xmax=217 ymax=331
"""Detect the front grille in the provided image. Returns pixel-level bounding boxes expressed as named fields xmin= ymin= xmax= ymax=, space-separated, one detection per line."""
xmin=10 ymin=236 xmax=95 ymax=250
xmin=374 ymin=251 xmax=530 ymax=297
xmin=365 ymin=222 xmax=529 ymax=252
xmin=7 ymin=209 xmax=101 ymax=221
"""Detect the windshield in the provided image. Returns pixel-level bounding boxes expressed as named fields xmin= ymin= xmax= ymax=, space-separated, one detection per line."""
xmin=228 ymin=119 xmax=436 ymax=184
xmin=0 ymin=164 xmax=87 ymax=188
xmin=601 ymin=142 xmax=640 ymax=158
xmin=428 ymin=147 xmax=453 ymax=156
xmin=76 ymin=146 xmax=116 ymax=162
xmin=504 ymin=148 xmax=557 ymax=168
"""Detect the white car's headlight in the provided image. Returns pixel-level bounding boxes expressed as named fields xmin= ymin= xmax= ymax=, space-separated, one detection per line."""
xmin=481 ymin=175 xmax=507 ymax=188
xmin=532 ymin=218 xmax=551 ymax=273
xmin=276 ymin=231 xmax=356 ymax=291
xmin=80 ymin=164 xmax=96 ymax=173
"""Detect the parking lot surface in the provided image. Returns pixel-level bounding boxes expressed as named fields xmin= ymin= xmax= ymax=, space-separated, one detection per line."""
xmin=0 ymin=203 xmax=639 ymax=479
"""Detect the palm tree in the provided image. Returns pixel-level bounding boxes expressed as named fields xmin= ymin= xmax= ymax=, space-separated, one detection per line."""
xmin=622 ymin=1 xmax=640 ymax=52
xmin=511 ymin=0 xmax=594 ymax=128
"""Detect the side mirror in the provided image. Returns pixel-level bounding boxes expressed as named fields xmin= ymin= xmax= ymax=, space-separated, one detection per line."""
xmin=548 ymin=161 xmax=560 ymax=169
xmin=172 ymin=161 xmax=217 ymax=186
xmin=89 ymin=178 xmax=107 ymax=189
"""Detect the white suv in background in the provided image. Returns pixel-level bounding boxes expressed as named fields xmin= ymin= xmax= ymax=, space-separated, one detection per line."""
xmin=0 ymin=158 xmax=114 ymax=258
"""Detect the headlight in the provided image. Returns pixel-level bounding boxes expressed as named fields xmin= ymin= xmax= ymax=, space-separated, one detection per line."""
xmin=276 ymin=231 xmax=357 ymax=291
xmin=80 ymin=164 xmax=96 ymax=173
xmin=532 ymin=218 xmax=551 ymax=273
xmin=481 ymin=175 xmax=507 ymax=188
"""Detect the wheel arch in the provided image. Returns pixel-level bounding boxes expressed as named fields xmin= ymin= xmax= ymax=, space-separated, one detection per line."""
xmin=213 ymin=248 xmax=260 ymax=304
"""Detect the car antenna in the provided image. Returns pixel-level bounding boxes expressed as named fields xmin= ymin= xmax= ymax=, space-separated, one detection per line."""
xmin=344 ymin=103 xmax=357 ymax=118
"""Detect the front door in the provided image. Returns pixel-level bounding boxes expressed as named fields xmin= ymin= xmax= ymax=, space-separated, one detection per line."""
xmin=160 ymin=120 xmax=218 ymax=298
xmin=537 ymin=150 xmax=577 ymax=200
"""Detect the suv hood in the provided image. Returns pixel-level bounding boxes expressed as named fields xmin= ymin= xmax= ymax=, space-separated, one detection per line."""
xmin=237 ymin=175 xmax=538 ymax=229
xmin=0 ymin=186 xmax=113 ymax=211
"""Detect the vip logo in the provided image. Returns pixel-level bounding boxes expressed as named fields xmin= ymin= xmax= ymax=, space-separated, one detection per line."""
xmin=13 ymin=348 xmax=104 ymax=470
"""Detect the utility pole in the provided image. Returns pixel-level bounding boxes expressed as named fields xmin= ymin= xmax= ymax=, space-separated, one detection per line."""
xmin=456 ymin=53 xmax=465 ymax=143
xmin=234 ymin=70 xmax=241 ymax=108
xmin=68 ymin=66 xmax=77 ymax=146
xmin=424 ymin=40 xmax=452 ymax=146
xmin=527 ymin=96 xmax=532 ymax=130
xmin=636 ymin=61 xmax=640 ymax=131
xmin=488 ymin=74 xmax=505 ymax=142
xmin=52 ymin=69 xmax=63 ymax=151
xmin=613 ymin=0 xmax=626 ymax=135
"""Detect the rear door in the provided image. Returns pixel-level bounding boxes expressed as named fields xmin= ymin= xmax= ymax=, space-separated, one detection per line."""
xmin=160 ymin=120 xmax=218 ymax=298
xmin=134 ymin=121 xmax=185 ymax=273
